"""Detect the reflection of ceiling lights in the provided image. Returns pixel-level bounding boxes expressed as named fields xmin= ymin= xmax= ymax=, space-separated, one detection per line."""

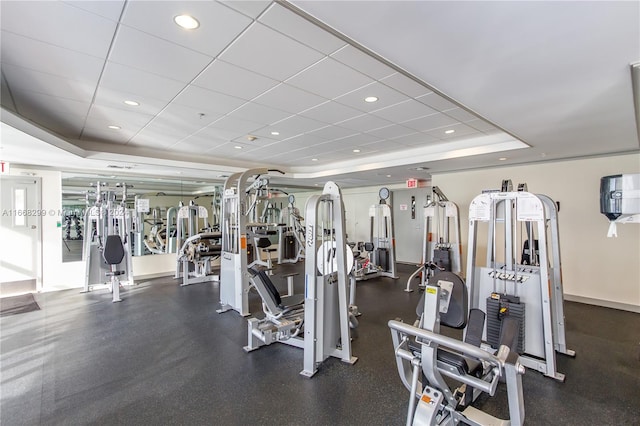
xmin=174 ymin=15 xmax=199 ymax=29
xmin=270 ymin=131 xmax=279 ymax=136
xmin=445 ymin=129 xmax=455 ymax=134
xmin=234 ymin=146 xmax=243 ymax=149
xmin=353 ymin=149 xmax=361 ymax=153
xmin=311 ymin=158 xmax=318 ymax=162
xmin=364 ymin=96 xmax=378 ymax=103
xmin=107 ymin=125 xmax=120 ymax=130
xmin=499 ymin=157 xmax=508 ymax=161
xmin=124 ymin=100 xmax=139 ymax=106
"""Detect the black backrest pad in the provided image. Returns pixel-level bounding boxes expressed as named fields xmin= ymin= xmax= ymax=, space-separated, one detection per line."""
xmin=103 ymin=235 xmax=125 ymax=265
xmin=429 ymin=271 xmax=468 ymax=329
xmin=257 ymin=270 xmax=282 ymax=306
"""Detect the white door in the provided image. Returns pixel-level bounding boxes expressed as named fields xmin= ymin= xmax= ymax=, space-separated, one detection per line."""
xmin=392 ymin=188 xmax=430 ymax=263
xmin=0 ymin=176 xmax=42 ymax=295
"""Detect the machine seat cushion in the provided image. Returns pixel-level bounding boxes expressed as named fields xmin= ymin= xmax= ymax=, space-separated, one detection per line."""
xmin=407 ymin=340 xmax=482 ymax=377
xmin=103 ymin=235 xmax=125 ymax=265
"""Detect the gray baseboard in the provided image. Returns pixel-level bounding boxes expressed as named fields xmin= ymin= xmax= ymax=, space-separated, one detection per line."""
xmin=565 ymin=294 xmax=640 ymax=313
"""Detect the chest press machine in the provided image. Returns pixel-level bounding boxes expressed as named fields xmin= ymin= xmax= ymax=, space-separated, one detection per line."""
xmin=389 ymin=271 xmax=525 ymax=426
xmin=244 ymin=182 xmax=357 ymax=378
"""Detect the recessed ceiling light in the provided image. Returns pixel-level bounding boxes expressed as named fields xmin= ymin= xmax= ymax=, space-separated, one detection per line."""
xmin=353 ymin=149 xmax=361 ymax=153
xmin=174 ymin=14 xmax=199 ymax=30
xmin=364 ymin=96 xmax=378 ymax=103
xmin=124 ymin=100 xmax=139 ymax=106
xmin=107 ymin=125 xmax=120 ymax=130
xmin=444 ymin=129 xmax=455 ymax=134
xmin=386 ymin=174 xmax=392 ymax=178
xmin=499 ymin=157 xmax=507 ymax=161
xmin=234 ymin=146 xmax=243 ymax=149
xmin=311 ymin=158 xmax=318 ymax=162
xmin=271 ymin=131 xmax=280 ymax=136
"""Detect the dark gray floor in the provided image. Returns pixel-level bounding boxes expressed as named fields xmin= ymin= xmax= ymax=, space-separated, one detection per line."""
xmin=1 ymin=263 xmax=639 ymax=425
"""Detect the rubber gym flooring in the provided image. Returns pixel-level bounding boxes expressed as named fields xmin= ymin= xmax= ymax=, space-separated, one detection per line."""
xmin=1 ymin=263 xmax=639 ymax=425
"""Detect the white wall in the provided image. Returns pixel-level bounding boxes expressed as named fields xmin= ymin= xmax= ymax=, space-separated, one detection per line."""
xmin=431 ymin=153 xmax=640 ymax=311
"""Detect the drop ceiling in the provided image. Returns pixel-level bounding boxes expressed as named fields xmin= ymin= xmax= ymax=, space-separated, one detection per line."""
xmin=1 ymin=1 xmax=638 ymax=188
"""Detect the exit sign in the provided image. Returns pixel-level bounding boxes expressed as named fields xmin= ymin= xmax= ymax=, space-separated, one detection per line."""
xmin=0 ymin=161 xmax=9 ymax=174
xmin=406 ymin=178 xmax=418 ymax=188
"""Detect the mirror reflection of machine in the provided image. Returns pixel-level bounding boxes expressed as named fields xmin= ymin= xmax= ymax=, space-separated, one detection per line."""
xmin=82 ymin=182 xmax=135 ymax=302
xmin=600 ymin=173 xmax=640 ymax=237
xmin=353 ymin=187 xmax=398 ymax=281
xmin=277 ymin=194 xmax=306 ymax=264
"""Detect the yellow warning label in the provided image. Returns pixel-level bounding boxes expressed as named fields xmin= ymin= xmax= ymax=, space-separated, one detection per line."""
xmin=426 ymin=288 xmax=437 ymax=294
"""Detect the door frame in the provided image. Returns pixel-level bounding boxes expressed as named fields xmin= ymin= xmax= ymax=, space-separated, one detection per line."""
xmin=0 ymin=175 xmax=43 ymax=293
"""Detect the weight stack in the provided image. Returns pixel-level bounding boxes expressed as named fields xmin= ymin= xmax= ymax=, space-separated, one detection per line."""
xmin=376 ymin=248 xmax=389 ymax=271
xmin=284 ymin=235 xmax=296 ymax=259
xmin=486 ymin=293 xmax=525 ymax=354
xmin=433 ymin=248 xmax=451 ymax=271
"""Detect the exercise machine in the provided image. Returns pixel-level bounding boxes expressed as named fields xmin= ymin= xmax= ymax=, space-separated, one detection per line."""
xmin=600 ymin=173 xmax=640 ymax=237
xmin=82 ymin=182 xmax=135 ymax=302
xmin=405 ymin=186 xmax=461 ymax=292
xmin=465 ymin=180 xmax=575 ymax=381
xmin=389 ymin=271 xmax=525 ymax=425
xmin=175 ymin=232 xmax=222 ymax=286
xmin=277 ymin=194 xmax=306 ymax=264
xmin=218 ymin=168 xmax=284 ymax=316
xmin=354 ymin=187 xmax=398 ymax=281
xmin=244 ymin=181 xmax=358 ymax=377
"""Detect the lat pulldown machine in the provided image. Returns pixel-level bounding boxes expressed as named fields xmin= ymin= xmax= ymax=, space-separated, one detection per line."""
xmin=466 ymin=181 xmax=575 ymax=381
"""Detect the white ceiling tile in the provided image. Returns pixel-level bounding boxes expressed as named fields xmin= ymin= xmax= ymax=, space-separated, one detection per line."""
xmin=417 ymin=92 xmax=459 ymax=112
xmin=425 ymin=123 xmax=479 ymax=139
xmin=0 ymin=31 xmax=105 ymax=83
xmin=362 ymin=139 xmax=409 ymax=151
xmin=173 ymin=134 xmax=228 ymax=151
xmin=2 ymin=63 xmax=96 ymax=104
xmin=337 ymin=114 xmax=393 ymax=132
xmin=0 ymin=74 xmax=15 ymax=111
xmin=262 ymin=115 xmax=326 ymax=138
xmin=1 ymin=1 xmax=117 ymax=58
xmin=371 ymin=99 xmax=438 ymax=122
xmin=81 ymin=126 xmax=135 ymax=144
xmin=19 ymin=111 xmax=85 ymax=139
xmin=331 ymin=45 xmax=396 ymax=80
xmin=253 ymin=83 xmax=327 ymax=114
xmin=380 ymin=73 xmax=433 ymax=98
xmin=259 ymin=3 xmax=346 ymax=55
xmin=173 ymin=85 xmax=246 ymax=115
xmin=156 ymin=104 xmax=225 ymax=129
xmin=366 ymin=124 xmax=416 ymax=140
xmin=298 ymin=101 xmax=362 ymax=124
xmin=334 ymin=82 xmax=407 ymax=112
xmin=333 ymin=132 xmax=380 ymax=147
xmin=130 ymin=123 xmax=190 ymax=148
xmin=219 ymin=22 xmax=324 ymax=81
xmin=93 ymin=87 xmax=168 ymax=116
xmin=218 ymin=0 xmax=272 ymax=19
xmin=306 ymin=125 xmax=358 ymax=141
xmin=85 ymin=104 xmax=154 ymax=129
xmin=277 ymin=133 xmax=327 ymax=148
xmin=226 ymin=102 xmax=291 ymax=125
xmin=121 ymin=1 xmax=252 ymax=57
xmin=100 ymin=62 xmax=186 ymax=102
xmin=286 ymin=57 xmax=373 ymax=99
xmin=392 ymin=132 xmax=440 ymax=146
xmin=199 ymin=125 xmax=243 ymax=141
xmin=192 ymin=60 xmax=279 ymax=101
xmin=402 ymin=113 xmax=459 ymax=132
xmin=443 ymin=107 xmax=480 ymax=123
xmin=64 ymin=1 xmax=126 ymax=21
xmin=109 ymin=26 xmax=213 ymax=83
xmin=467 ymin=119 xmax=499 ymax=132
xmin=208 ymin=116 xmax=263 ymax=138
xmin=12 ymin=89 xmax=91 ymax=122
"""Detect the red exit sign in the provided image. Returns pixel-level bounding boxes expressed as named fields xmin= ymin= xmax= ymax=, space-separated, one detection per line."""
xmin=406 ymin=178 xmax=418 ymax=188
